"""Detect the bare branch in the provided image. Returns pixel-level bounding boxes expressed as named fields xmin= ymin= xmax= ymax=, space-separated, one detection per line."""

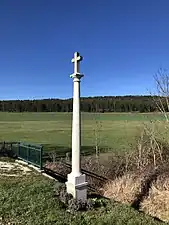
xmin=151 ymin=68 xmax=169 ymax=122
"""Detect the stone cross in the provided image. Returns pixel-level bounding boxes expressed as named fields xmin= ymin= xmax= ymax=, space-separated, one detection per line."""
xmin=71 ymin=52 xmax=83 ymax=74
xmin=66 ymin=52 xmax=88 ymax=202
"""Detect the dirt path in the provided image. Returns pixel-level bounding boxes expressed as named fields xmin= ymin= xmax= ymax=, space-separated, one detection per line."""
xmin=0 ymin=161 xmax=32 ymax=177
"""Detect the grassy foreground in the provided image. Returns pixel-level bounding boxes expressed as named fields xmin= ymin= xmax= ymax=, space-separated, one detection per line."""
xmin=0 ymin=168 xmax=165 ymax=225
xmin=0 ymin=112 xmax=166 ymax=153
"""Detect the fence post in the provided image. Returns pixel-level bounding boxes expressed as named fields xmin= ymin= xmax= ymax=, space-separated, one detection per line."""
xmin=18 ymin=142 xmax=20 ymax=157
xmin=27 ymin=145 xmax=30 ymax=163
xmin=40 ymin=146 xmax=43 ymax=171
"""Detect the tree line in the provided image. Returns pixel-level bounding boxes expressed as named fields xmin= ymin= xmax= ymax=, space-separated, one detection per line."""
xmin=0 ymin=95 xmax=163 ymax=113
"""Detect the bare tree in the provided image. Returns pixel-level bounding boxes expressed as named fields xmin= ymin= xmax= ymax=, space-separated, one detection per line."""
xmin=152 ymin=68 xmax=169 ymax=121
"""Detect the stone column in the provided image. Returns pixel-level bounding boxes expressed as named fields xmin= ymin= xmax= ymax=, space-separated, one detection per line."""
xmin=66 ymin=52 xmax=88 ymax=202
xmin=71 ymin=73 xmax=82 ymax=176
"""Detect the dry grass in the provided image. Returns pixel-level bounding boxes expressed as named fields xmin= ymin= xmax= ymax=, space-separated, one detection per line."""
xmin=99 ymin=121 xmax=169 ymax=222
xmin=141 ymin=173 xmax=169 ymax=222
xmin=80 ymin=152 xmax=127 ymax=179
xmin=102 ymin=173 xmax=142 ymax=204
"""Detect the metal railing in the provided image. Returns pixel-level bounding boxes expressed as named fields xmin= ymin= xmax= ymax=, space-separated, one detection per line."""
xmin=0 ymin=141 xmax=43 ymax=170
xmin=12 ymin=142 xmax=43 ymax=170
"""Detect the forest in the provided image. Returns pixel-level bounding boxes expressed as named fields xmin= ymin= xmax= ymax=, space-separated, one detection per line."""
xmin=0 ymin=95 xmax=163 ymax=113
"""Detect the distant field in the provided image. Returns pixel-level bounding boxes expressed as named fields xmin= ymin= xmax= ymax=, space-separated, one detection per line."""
xmin=0 ymin=112 xmax=166 ymax=154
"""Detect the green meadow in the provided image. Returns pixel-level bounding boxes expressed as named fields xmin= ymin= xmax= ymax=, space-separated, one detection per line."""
xmin=0 ymin=112 xmax=166 ymax=154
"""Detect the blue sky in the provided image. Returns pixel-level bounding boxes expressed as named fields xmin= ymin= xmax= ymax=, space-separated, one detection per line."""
xmin=0 ymin=0 xmax=169 ymax=100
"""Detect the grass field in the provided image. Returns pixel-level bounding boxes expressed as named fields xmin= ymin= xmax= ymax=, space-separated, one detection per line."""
xmin=0 ymin=159 xmax=164 ymax=225
xmin=0 ymin=112 xmax=166 ymax=154
xmin=0 ymin=114 xmax=168 ymax=224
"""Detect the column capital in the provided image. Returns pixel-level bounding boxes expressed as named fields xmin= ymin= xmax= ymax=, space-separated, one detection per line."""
xmin=70 ymin=72 xmax=84 ymax=81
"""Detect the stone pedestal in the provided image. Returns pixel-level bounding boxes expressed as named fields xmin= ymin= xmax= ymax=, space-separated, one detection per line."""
xmin=66 ymin=52 xmax=88 ymax=201
xmin=66 ymin=173 xmax=88 ymax=202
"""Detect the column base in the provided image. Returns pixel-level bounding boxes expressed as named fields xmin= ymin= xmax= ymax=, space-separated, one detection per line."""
xmin=66 ymin=173 xmax=88 ymax=202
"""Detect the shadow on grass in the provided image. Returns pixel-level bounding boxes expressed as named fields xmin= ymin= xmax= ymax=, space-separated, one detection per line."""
xmin=131 ymin=169 xmax=159 ymax=210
